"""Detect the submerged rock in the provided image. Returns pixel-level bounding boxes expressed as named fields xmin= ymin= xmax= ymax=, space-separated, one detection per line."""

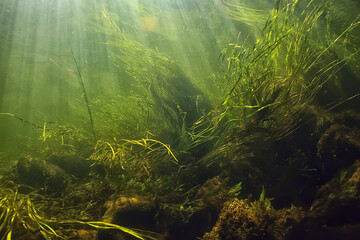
xmin=99 ymin=195 xmax=158 ymax=239
xmin=48 ymin=154 xmax=93 ymax=178
xmin=14 ymin=157 xmax=69 ymax=194
xmin=102 ymin=195 xmax=156 ymax=224
xmin=99 ymin=194 xmax=217 ymax=240
xmin=202 ymin=199 xmax=304 ymax=240
xmin=317 ymin=110 xmax=360 ymax=181
xmin=284 ymin=160 xmax=360 ymax=240
xmin=69 ymin=230 xmax=97 ymax=240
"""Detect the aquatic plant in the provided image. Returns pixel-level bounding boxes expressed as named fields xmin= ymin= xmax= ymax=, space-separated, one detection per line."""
xmin=0 ymin=185 xmax=64 ymax=240
xmin=90 ymin=137 xmax=178 ymax=181
xmin=98 ymin=10 xmax=210 ymax=143
xmin=68 ymin=43 xmax=97 ymax=143
xmin=38 ymin=122 xmax=94 ymax=157
xmin=222 ymin=0 xmax=271 ymax=30
xmin=0 ymin=113 xmax=42 ymax=129
xmin=91 ymin=95 xmax=158 ymax=141
xmin=175 ymin=108 xmax=229 ymax=155
xmin=164 ymin=0 xmax=359 ymax=159
xmin=221 ymin=0 xmax=360 ymax=137
xmin=0 ymin=182 xmax=163 ymax=240
xmin=0 ymin=113 xmax=94 ymax=158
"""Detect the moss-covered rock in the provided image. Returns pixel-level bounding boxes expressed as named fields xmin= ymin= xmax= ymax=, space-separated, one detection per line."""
xmin=14 ymin=157 xmax=70 ymax=194
xmin=286 ymin=160 xmax=360 ymax=240
xmin=202 ymin=199 xmax=304 ymax=240
xmin=310 ymin=160 xmax=360 ymax=225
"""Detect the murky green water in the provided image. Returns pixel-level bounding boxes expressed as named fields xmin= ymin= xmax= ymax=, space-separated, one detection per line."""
xmin=0 ymin=0 xmax=360 ymax=239
xmin=0 ymin=0 xmax=241 ymax=157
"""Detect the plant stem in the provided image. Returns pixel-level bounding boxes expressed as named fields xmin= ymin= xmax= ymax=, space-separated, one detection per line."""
xmin=68 ymin=41 xmax=97 ymax=143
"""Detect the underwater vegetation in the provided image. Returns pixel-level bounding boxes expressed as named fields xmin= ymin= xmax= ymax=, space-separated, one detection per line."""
xmin=102 ymin=10 xmax=211 ymax=142
xmin=0 ymin=0 xmax=360 ymax=239
xmin=0 ymin=180 xmax=159 ymax=240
